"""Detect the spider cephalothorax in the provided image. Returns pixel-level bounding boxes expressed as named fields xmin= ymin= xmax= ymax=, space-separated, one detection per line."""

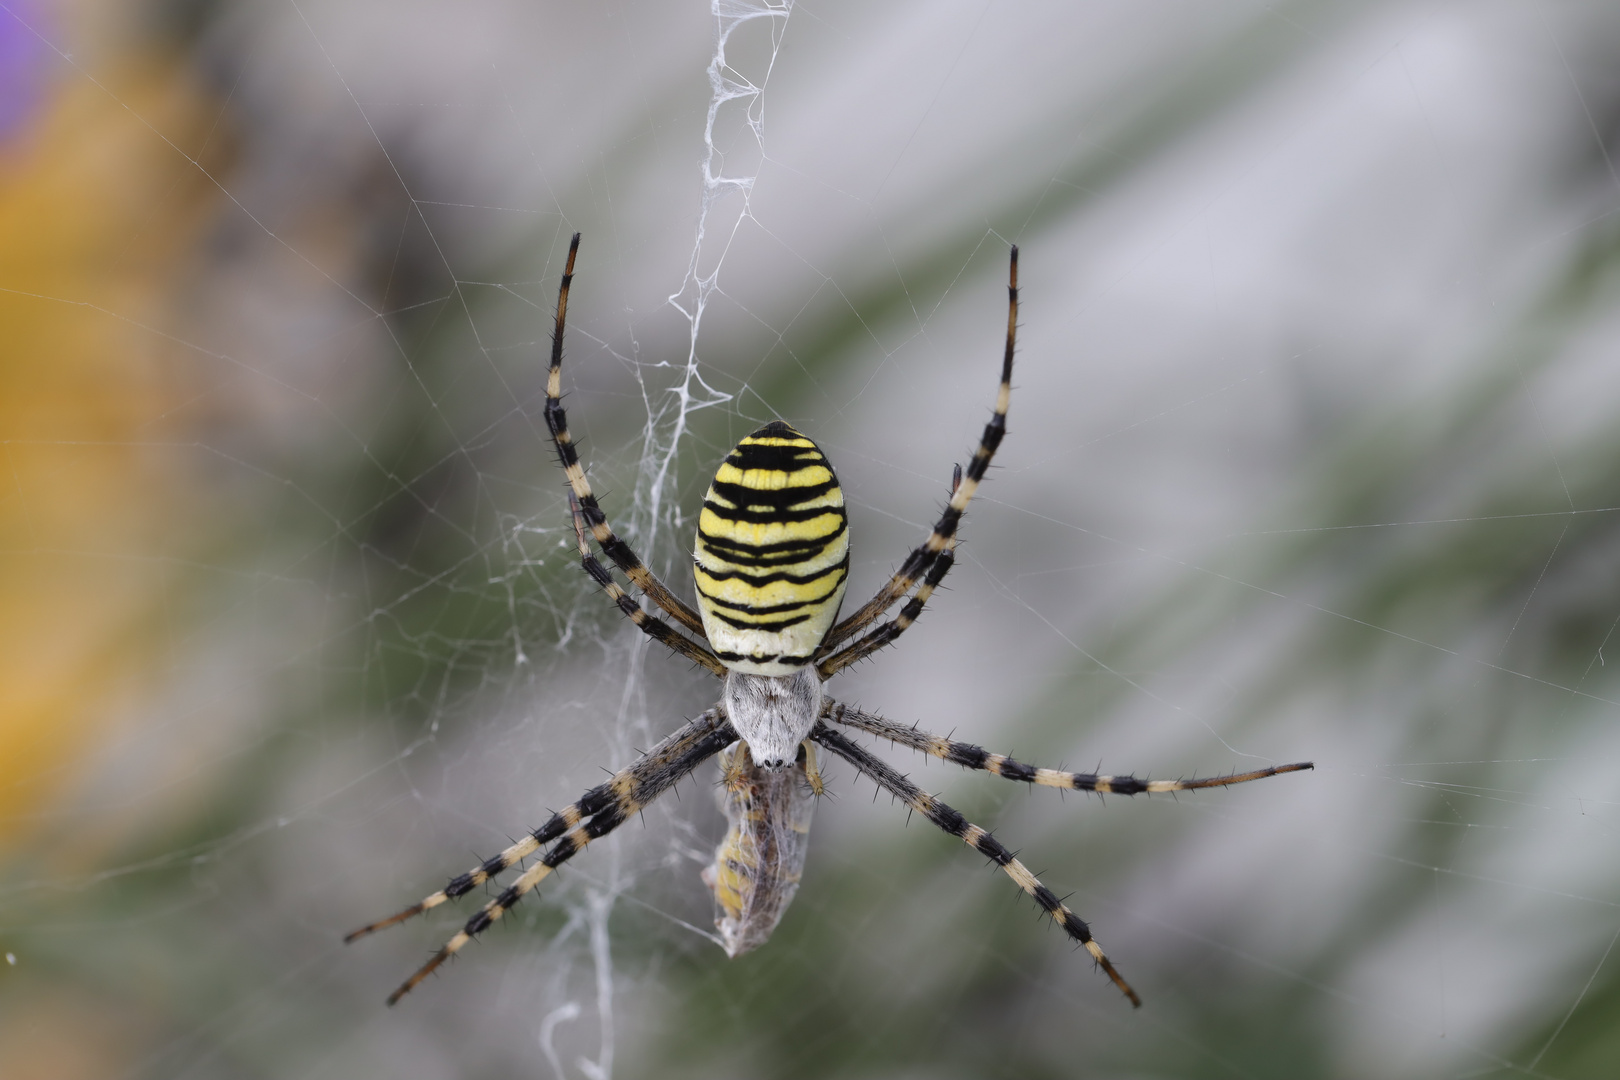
xmin=345 ymin=235 xmax=1312 ymax=1008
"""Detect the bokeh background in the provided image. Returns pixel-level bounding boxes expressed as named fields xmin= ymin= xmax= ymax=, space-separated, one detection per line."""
xmin=4 ymin=1 xmax=1620 ymax=1077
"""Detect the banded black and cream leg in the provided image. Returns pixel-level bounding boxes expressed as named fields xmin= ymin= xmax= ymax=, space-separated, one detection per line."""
xmin=815 ymin=466 xmax=961 ymax=679
xmin=345 ymin=709 xmax=736 ymax=1004
xmin=569 ymin=493 xmax=727 ymax=677
xmin=816 ymin=532 xmax=956 ymax=678
xmin=808 ymin=722 xmax=1144 ymax=1007
xmin=815 ymin=246 xmax=1020 ymax=659
xmin=826 ymin=703 xmax=1315 ymax=794
xmin=543 ymin=233 xmax=708 ymax=639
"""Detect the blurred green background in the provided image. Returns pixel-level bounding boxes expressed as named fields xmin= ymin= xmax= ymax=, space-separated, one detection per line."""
xmin=4 ymin=1 xmax=1620 ymax=1077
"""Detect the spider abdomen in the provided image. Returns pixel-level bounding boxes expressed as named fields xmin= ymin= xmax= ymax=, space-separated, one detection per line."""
xmin=694 ymin=421 xmax=850 ymax=674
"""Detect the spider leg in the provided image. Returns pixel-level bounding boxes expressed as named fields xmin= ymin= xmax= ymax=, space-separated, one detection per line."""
xmin=569 ymin=493 xmax=727 ymax=676
xmin=544 ymin=233 xmax=708 ymax=639
xmin=380 ymin=710 xmax=736 ymax=1005
xmin=816 ymin=467 xmax=968 ymax=678
xmin=826 ymin=703 xmax=1314 ymax=793
xmin=815 ymin=246 xmax=1017 ymax=659
xmin=809 ymin=721 xmax=1142 ymax=1008
xmin=346 ymin=710 xmax=734 ymax=997
xmin=345 ymin=709 xmax=731 ymax=943
xmin=816 ymin=543 xmax=955 ymax=678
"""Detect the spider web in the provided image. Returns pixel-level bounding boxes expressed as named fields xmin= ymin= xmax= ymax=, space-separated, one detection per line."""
xmin=3 ymin=1 xmax=1620 ymax=1078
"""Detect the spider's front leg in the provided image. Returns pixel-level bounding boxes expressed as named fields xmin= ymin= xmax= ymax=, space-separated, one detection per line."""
xmin=809 ymin=721 xmax=1143 ymax=1007
xmin=345 ymin=709 xmax=736 ymax=1005
xmin=827 ymin=704 xmax=1314 ymax=794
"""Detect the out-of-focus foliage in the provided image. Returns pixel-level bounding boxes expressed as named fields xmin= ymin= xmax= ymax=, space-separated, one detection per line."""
xmin=2 ymin=2 xmax=1619 ymax=1078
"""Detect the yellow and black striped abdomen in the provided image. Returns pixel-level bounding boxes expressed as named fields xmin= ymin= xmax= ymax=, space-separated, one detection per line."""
xmin=693 ymin=421 xmax=849 ymax=675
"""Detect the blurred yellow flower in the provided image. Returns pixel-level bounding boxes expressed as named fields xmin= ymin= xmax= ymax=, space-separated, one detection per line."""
xmin=0 ymin=52 xmax=223 ymax=857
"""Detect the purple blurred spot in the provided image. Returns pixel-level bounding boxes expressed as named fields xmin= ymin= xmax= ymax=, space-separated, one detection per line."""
xmin=0 ymin=0 xmax=52 ymax=145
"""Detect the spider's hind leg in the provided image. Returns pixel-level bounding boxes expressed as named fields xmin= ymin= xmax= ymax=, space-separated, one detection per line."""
xmin=815 ymin=246 xmax=1018 ymax=662
xmin=543 ymin=233 xmax=708 ymax=640
xmin=569 ymin=492 xmax=727 ymax=676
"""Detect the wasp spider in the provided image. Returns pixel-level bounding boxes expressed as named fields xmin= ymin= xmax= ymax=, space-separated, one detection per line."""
xmin=345 ymin=235 xmax=1313 ymax=1007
